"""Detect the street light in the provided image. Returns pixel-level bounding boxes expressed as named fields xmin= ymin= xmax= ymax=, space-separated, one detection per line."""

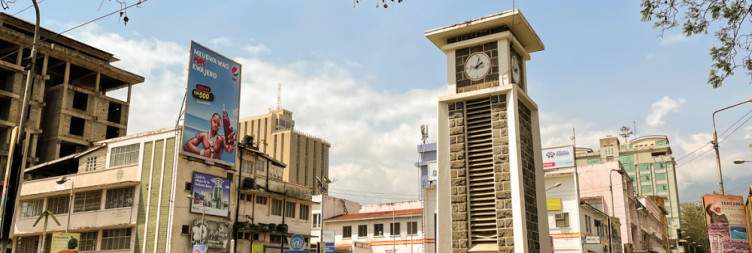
xmin=733 ymin=160 xmax=752 ymax=164
xmin=711 ymin=98 xmax=752 ymax=194
xmin=608 ymin=168 xmax=627 ymax=253
xmin=56 ymin=176 xmax=74 ymax=233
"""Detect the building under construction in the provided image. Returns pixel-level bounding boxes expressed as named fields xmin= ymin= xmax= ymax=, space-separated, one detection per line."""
xmin=0 ymin=13 xmax=144 ymax=169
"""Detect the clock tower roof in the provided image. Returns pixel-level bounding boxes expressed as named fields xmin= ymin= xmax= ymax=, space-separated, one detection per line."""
xmin=425 ymin=9 xmax=544 ymax=53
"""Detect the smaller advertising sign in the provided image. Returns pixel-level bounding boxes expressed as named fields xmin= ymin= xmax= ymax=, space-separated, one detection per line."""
xmin=546 ymin=198 xmax=562 ymax=211
xmin=191 ymin=219 xmax=231 ymax=249
xmin=50 ymin=232 xmax=80 ymax=253
xmin=191 ymin=172 xmax=231 ymax=217
xmin=543 ymin=146 xmax=575 ymax=170
xmin=251 ymin=242 xmax=264 ymax=253
xmin=703 ymin=194 xmax=750 ymax=253
xmin=585 ymin=236 xmax=601 ymax=244
xmin=427 ymin=161 xmax=438 ymax=182
xmin=192 ymin=244 xmax=207 ymax=253
xmin=326 ymin=242 xmax=336 ymax=253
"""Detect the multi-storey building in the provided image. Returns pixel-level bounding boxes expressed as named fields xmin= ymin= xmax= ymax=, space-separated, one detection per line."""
xmin=0 ymin=13 xmax=144 ymax=168
xmin=16 ymin=128 xmax=313 ymax=253
xmin=428 ymin=10 xmax=550 ymax=252
xmin=416 ymin=142 xmax=437 ymax=253
xmin=323 ymin=201 xmax=429 ymax=253
xmin=545 ymin=166 xmax=622 ymax=253
xmin=576 ymin=135 xmax=681 ymax=249
xmin=238 ymin=108 xmax=330 ymax=193
xmin=310 ymin=195 xmax=362 ymax=251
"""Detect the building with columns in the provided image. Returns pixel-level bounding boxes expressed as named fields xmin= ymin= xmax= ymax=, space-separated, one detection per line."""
xmin=427 ymin=10 xmax=550 ymax=253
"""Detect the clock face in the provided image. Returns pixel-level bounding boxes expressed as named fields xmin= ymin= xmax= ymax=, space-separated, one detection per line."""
xmin=464 ymin=52 xmax=492 ymax=81
xmin=511 ymin=54 xmax=521 ymax=84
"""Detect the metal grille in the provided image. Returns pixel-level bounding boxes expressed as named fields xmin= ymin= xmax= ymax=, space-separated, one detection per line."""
xmin=464 ymin=97 xmax=497 ymax=244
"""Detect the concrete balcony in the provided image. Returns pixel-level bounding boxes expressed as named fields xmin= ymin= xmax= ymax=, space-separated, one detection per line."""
xmin=20 ymin=164 xmax=139 ymax=197
xmin=14 ymin=207 xmax=137 ymax=235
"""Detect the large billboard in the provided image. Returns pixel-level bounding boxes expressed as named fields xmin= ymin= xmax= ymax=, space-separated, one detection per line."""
xmin=542 ymin=146 xmax=575 ymax=170
xmin=703 ymin=194 xmax=750 ymax=253
xmin=191 ymin=172 xmax=231 ymax=217
xmin=50 ymin=232 xmax=80 ymax=253
xmin=181 ymin=41 xmax=241 ymax=166
xmin=191 ymin=219 xmax=231 ymax=249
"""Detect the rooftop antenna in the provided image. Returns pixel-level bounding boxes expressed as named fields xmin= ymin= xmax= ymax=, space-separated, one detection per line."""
xmin=276 ymin=83 xmax=282 ymax=110
xmin=619 ymin=126 xmax=633 ymax=143
xmin=420 ymin=124 xmax=428 ymax=145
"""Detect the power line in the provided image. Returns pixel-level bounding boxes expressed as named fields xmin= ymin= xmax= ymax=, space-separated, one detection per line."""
xmin=0 ymin=0 xmax=148 ymax=61
xmin=11 ymin=0 xmax=45 ymax=15
xmin=329 ymin=188 xmax=418 ymax=197
xmin=676 ymin=110 xmax=752 ymax=169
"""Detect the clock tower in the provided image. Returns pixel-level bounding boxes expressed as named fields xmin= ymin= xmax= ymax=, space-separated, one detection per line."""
xmin=426 ymin=10 xmax=549 ymax=253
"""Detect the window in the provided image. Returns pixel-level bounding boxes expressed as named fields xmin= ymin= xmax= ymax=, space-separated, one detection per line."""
xmin=342 ymin=226 xmax=352 ymax=239
xmin=374 ymin=224 xmax=384 ymax=237
xmin=85 ymin=156 xmax=97 ymax=172
xmin=72 ymin=91 xmax=88 ymax=111
xmin=641 ymin=185 xmax=654 ymax=194
xmin=299 ymin=204 xmax=310 ymax=220
xmin=79 ymin=231 xmax=98 ymax=251
xmin=657 ymin=184 xmax=669 ymax=192
xmin=256 ymin=196 xmax=267 ymax=205
xmin=285 ymin=201 xmax=296 ymax=218
xmin=653 ymin=162 xmax=665 ymax=169
xmin=358 ymin=225 xmax=367 ymax=237
xmin=586 ymin=159 xmax=600 ymax=165
xmin=655 ymin=172 xmax=668 ymax=181
xmin=74 ymin=190 xmax=102 ymax=212
xmin=389 ymin=222 xmax=401 ymax=236
xmin=640 ymin=175 xmax=652 ymax=183
xmin=270 ymin=235 xmax=282 ymax=244
xmin=47 ymin=195 xmax=69 ymax=214
xmin=15 ymin=236 xmax=38 ymax=253
xmin=313 ymin=214 xmax=321 ymax=228
xmin=271 ymin=199 xmax=283 ymax=216
xmin=106 ymin=187 xmax=133 ymax=209
xmin=585 ymin=215 xmax=592 ymax=234
xmin=407 ymin=222 xmax=418 ymax=235
xmin=69 ymin=117 xmax=85 ymax=136
xmin=21 ymin=199 xmax=43 ymax=218
xmin=109 ymin=143 xmax=139 ymax=167
xmin=101 ymin=228 xmax=131 ymax=250
xmin=555 ymin=213 xmax=570 ymax=228
xmin=594 ymin=220 xmax=603 ymax=236
xmin=638 ymin=164 xmax=651 ymax=173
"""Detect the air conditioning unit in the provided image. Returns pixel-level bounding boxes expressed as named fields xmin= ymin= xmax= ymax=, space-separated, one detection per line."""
xmin=242 ymin=178 xmax=256 ymax=190
xmin=276 ymin=224 xmax=288 ymax=233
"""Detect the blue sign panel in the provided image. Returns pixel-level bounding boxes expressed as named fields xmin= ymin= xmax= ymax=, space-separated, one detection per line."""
xmin=325 ymin=242 xmax=335 ymax=253
xmin=181 ymin=41 xmax=241 ymax=166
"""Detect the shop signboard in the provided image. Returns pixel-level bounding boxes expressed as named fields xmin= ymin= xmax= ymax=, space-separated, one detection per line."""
xmin=191 ymin=172 xmax=230 ymax=217
xmin=50 ymin=232 xmax=80 ymax=253
xmin=181 ymin=41 xmax=241 ymax=166
xmin=542 ymin=146 xmax=575 ymax=170
xmin=703 ymin=194 xmax=750 ymax=253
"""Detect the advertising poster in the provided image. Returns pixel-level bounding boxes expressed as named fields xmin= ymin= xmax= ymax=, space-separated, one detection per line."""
xmin=192 ymin=244 xmax=207 ymax=253
xmin=181 ymin=41 xmax=241 ymax=166
xmin=251 ymin=242 xmax=264 ymax=253
xmin=50 ymin=232 xmax=80 ymax=253
xmin=191 ymin=172 xmax=231 ymax=217
xmin=191 ymin=219 xmax=231 ymax=249
xmin=542 ymin=146 xmax=575 ymax=170
xmin=703 ymin=194 xmax=750 ymax=253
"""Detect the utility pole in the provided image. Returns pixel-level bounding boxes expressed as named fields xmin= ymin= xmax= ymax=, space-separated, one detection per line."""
xmin=33 ymin=210 xmax=61 ymax=253
xmin=315 ymin=176 xmax=330 ymax=253
xmin=0 ymin=1 xmax=41 ymax=251
xmin=711 ymin=98 xmax=752 ymax=194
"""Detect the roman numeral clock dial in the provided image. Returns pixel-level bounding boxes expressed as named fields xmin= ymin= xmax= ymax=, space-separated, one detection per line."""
xmin=464 ymin=52 xmax=492 ymax=81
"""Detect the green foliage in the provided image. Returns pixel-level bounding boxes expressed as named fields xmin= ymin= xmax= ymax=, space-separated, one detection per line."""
xmin=680 ymin=202 xmax=710 ymax=253
xmin=641 ymin=0 xmax=752 ymax=88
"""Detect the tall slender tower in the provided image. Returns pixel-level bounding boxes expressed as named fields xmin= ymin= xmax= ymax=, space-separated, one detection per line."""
xmin=426 ymin=10 xmax=549 ymax=253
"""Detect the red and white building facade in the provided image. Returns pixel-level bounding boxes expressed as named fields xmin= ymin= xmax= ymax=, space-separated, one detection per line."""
xmin=323 ymin=201 xmax=432 ymax=253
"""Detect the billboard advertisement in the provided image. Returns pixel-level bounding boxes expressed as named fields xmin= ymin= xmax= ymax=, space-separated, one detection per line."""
xmin=191 ymin=219 xmax=231 ymax=249
xmin=543 ymin=146 xmax=575 ymax=170
xmin=191 ymin=172 xmax=231 ymax=217
xmin=50 ymin=232 xmax=80 ymax=253
xmin=181 ymin=41 xmax=241 ymax=166
xmin=703 ymin=194 xmax=750 ymax=253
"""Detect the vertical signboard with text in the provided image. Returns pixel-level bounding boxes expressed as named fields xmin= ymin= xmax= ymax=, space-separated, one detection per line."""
xmin=703 ymin=194 xmax=750 ymax=253
xmin=542 ymin=146 xmax=575 ymax=170
xmin=181 ymin=41 xmax=241 ymax=167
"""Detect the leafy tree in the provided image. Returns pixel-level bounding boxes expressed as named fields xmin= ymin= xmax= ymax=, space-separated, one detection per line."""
xmin=641 ymin=0 xmax=752 ymax=88
xmin=680 ymin=202 xmax=710 ymax=253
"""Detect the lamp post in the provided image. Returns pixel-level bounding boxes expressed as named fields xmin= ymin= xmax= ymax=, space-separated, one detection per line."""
xmin=711 ymin=98 xmax=752 ymax=194
xmin=56 ymin=176 xmax=74 ymax=232
xmin=545 ymin=183 xmax=563 ymax=192
xmin=608 ymin=169 xmax=627 ymax=253
xmin=733 ymin=160 xmax=752 ymax=164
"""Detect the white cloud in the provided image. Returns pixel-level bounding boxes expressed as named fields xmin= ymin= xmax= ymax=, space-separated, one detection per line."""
xmin=210 ymin=36 xmax=233 ymax=47
xmin=660 ymin=33 xmax=689 ymax=46
xmin=539 ymin=112 xmax=614 ymax=148
xmin=69 ymin=26 xmax=440 ymax=204
xmin=646 ymin=96 xmax=686 ymax=128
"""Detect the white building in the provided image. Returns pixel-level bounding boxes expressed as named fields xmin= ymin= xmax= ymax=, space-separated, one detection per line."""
xmin=416 ymin=142 xmax=437 ymax=253
xmin=310 ymin=194 xmax=362 ymax=251
xmin=323 ymin=201 xmax=430 ymax=253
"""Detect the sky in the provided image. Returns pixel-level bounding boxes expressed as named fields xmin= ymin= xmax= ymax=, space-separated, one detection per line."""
xmin=10 ymin=0 xmax=752 ymax=204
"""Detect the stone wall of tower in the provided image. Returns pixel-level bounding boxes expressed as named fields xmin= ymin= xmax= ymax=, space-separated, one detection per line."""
xmin=448 ymin=101 xmax=468 ymax=253
xmin=491 ymin=95 xmax=514 ymax=252
xmin=518 ymin=101 xmax=540 ymax=253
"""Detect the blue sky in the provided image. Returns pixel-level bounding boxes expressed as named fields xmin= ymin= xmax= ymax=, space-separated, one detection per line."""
xmin=14 ymin=0 xmax=752 ymax=203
